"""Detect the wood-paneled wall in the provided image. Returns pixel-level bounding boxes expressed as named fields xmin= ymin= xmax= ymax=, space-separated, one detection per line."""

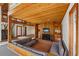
xmin=38 ymin=22 xmax=53 ymax=39
xmin=38 ymin=22 xmax=61 ymax=41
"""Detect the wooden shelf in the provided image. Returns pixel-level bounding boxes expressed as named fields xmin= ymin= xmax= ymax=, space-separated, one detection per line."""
xmin=53 ymin=25 xmax=61 ymax=41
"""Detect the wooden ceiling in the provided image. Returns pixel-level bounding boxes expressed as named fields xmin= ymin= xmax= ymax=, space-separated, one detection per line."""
xmin=11 ymin=3 xmax=69 ymax=24
xmin=0 ymin=3 xmax=4 ymax=6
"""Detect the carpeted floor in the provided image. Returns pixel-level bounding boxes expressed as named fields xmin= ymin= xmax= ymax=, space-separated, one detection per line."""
xmin=0 ymin=44 xmax=18 ymax=56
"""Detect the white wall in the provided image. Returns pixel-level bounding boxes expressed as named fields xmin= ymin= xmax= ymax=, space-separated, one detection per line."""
xmin=12 ymin=24 xmax=25 ymax=37
xmin=12 ymin=24 xmax=35 ymax=37
xmin=27 ymin=26 xmax=35 ymax=35
xmin=1 ymin=22 xmax=8 ymax=30
xmin=62 ymin=4 xmax=74 ymax=50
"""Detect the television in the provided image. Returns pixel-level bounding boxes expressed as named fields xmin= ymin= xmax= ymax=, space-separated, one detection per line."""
xmin=43 ymin=28 xmax=49 ymax=33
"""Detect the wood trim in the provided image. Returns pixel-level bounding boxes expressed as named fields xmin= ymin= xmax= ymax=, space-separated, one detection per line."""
xmin=35 ymin=24 xmax=38 ymax=38
xmin=69 ymin=11 xmax=73 ymax=56
xmin=11 ymin=19 xmax=35 ymax=26
xmin=11 ymin=20 xmax=26 ymax=24
xmin=8 ymin=43 xmax=33 ymax=56
xmin=76 ymin=4 xmax=78 ymax=56
xmin=8 ymin=15 xmax=12 ymax=42
xmin=69 ymin=3 xmax=78 ymax=56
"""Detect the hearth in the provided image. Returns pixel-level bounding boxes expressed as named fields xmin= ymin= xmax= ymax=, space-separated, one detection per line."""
xmin=42 ymin=34 xmax=52 ymax=41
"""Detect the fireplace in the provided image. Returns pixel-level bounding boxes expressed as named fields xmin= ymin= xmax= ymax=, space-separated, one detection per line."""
xmin=42 ymin=34 xmax=51 ymax=41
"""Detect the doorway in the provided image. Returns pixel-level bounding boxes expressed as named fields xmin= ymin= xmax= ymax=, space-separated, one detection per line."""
xmin=24 ymin=27 xmax=27 ymax=36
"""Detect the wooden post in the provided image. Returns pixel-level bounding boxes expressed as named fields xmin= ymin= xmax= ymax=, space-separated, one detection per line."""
xmin=76 ymin=3 xmax=78 ymax=56
xmin=0 ymin=6 xmax=2 ymax=41
xmin=8 ymin=15 xmax=12 ymax=42
xmin=35 ymin=24 xmax=38 ymax=39
xmin=69 ymin=4 xmax=78 ymax=56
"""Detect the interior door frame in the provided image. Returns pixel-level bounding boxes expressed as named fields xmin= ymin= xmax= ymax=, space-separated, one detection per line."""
xmin=69 ymin=3 xmax=78 ymax=56
xmin=24 ymin=26 xmax=27 ymax=36
xmin=16 ymin=26 xmax=22 ymax=37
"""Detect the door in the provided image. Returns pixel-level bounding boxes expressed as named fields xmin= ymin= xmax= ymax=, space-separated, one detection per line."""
xmin=24 ymin=27 xmax=27 ymax=36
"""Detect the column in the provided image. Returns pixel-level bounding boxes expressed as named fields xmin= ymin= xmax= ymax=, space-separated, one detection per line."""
xmin=0 ymin=6 xmax=1 ymax=41
xmin=35 ymin=24 xmax=38 ymax=39
xmin=8 ymin=15 xmax=12 ymax=42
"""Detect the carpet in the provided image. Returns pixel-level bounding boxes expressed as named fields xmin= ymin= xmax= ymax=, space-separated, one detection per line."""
xmin=0 ymin=44 xmax=18 ymax=56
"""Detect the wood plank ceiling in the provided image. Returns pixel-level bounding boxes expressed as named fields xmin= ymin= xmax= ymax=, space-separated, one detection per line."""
xmin=0 ymin=3 xmax=4 ymax=6
xmin=11 ymin=3 xmax=69 ymax=24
